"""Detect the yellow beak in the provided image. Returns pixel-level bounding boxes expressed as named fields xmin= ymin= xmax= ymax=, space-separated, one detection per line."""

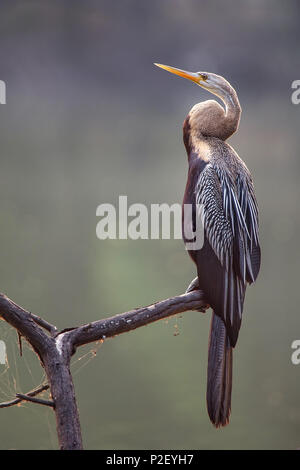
xmin=154 ymin=63 xmax=201 ymax=84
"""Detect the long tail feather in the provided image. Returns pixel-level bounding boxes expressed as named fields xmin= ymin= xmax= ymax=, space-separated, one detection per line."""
xmin=207 ymin=312 xmax=233 ymax=427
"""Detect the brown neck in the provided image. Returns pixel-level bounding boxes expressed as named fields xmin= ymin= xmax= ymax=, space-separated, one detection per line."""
xmin=220 ymin=85 xmax=241 ymax=140
xmin=184 ymin=83 xmax=241 ymax=149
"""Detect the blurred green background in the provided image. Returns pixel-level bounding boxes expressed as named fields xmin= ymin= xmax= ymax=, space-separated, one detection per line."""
xmin=0 ymin=0 xmax=300 ymax=450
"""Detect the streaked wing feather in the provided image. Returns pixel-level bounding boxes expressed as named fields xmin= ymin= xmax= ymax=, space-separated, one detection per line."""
xmin=195 ymin=163 xmax=260 ymax=346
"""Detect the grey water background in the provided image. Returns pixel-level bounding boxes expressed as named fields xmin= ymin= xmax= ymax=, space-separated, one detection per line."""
xmin=0 ymin=0 xmax=300 ymax=449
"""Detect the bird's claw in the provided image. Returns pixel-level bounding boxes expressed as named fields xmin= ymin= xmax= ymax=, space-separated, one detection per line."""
xmin=186 ymin=277 xmax=210 ymax=313
xmin=198 ymin=304 xmax=210 ymax=313
xmin=185 ymin=277 xmax=200 ymax=293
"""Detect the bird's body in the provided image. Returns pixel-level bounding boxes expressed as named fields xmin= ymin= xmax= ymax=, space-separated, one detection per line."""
xmin=182 ymin=113 xmax=260 ymax=347
xmin=155 ymin=64 xmax=261 ymax=427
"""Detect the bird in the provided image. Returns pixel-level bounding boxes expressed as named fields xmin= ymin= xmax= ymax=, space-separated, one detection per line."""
xmin=154 ymin=63 xmax=261 ymax=427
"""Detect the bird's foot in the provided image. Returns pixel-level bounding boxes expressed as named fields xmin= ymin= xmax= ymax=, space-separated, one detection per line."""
xmin=185 ymin=277 xmax=200 ymax=293
xmin=185 ymin=277 xmax=210 ymax=313
xmin=197 ymin=304 xmax=210 ymax=313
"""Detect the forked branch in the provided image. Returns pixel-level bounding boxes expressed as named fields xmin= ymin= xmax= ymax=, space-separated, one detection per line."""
xmin=0 ymin=288 xmax=207 ymax=449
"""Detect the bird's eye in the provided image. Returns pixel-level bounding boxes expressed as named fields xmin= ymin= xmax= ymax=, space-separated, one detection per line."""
xmin=200 ymin=73 xmax=208 ymax=81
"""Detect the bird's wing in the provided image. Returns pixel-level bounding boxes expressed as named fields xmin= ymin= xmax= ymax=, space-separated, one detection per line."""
xmin=235 ymin=172 xmax=261 ymax=283
xmin=194 ymin=163 xmax=260 ymax=346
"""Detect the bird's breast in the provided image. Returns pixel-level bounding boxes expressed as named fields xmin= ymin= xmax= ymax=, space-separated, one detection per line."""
xmin=190 ymin=138 xmax=211 ymax=163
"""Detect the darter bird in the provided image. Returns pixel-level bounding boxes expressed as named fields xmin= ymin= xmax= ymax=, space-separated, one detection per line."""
xmin=155 ymin=63 xmax=261 ymax=427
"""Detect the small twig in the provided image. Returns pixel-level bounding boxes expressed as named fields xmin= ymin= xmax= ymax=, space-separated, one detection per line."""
xmin=0 ymin=384 xmax=49 ymax=409
xmin=16 ymin=393 xmax=54 ymax=408
xmin=17 ymin=332 xmax=23 ymax=357
xmin=28 ymin=312 xmax=58 ymax=336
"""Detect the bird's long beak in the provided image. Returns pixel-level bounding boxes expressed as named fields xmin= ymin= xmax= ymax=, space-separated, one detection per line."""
xmin=154 ymin=63 xmax=201 ymax=84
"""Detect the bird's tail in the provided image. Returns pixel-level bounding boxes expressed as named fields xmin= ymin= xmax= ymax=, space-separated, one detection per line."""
xmin=206 ymin=311 xmax=233 ymax=427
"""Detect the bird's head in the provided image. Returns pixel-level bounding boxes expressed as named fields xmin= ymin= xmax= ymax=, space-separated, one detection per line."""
xmin=154 ymin=63 xmax=234 ymax=103
xmin=154 ymin=63 xmax=241 ymax=140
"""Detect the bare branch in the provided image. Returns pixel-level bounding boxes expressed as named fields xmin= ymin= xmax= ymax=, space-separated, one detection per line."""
xmin=0 ymin=287 xmax=207 ymax=449
xmin=0 ymin=384 xmax=49 ymax=409
xmin=28 ymin=312 xmax=58 ymax=336
xmin=15 ymin=393 xmax=54 ymax=408
xmin=66 ymin=289 xmax=207 ymax=351
xmin=0 ymin=294 xmax=54 ymax=357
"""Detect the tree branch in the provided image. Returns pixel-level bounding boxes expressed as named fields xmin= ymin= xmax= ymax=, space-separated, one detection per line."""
xmin=15 ymin=393 xmax=54 ymax=408
xmin=28 ymin=312 xmax=58 ymax=336
xmin=0 ymin=384 xmax=49 ymax=409
xmin=65 ymin=290 xmax=207 ymax=351
xmin=0 ymin=288 xmax=207 ymax=449
xmin=0 ymin=294 xmax=54 ymax=358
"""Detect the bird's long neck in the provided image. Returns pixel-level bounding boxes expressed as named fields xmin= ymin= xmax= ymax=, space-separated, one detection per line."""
xmin=184 ymin=83 xmax=241 ymax=154
xmin=218 ymin=85 xmax=241 ymax=140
